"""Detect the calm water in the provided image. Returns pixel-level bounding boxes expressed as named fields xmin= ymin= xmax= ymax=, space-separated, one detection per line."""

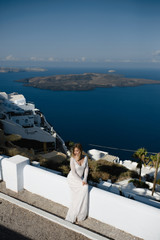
xmin=0 ymin=67 xmax=160 ymax=160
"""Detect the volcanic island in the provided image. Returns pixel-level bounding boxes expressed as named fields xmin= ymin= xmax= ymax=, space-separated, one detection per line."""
xmin=16 ymin=72 xmax=160 ymax=91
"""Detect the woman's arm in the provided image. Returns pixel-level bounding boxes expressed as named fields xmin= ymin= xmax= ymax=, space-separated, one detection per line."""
xmin=83 ymin=157 xmax=89 ymax=183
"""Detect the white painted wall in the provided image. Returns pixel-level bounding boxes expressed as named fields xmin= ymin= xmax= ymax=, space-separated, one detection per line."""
xmin=89 ymin=187 xmax=160 ymax=240
xmin=1 ymin=155 xmax=160 ymax=240
xmin=23 ymin=164 xmax=160 ymax=240
xmin=97 ymin=180 xmax=160 ymax=208
xmin=23 ymin=165 xmax=70 ymax=207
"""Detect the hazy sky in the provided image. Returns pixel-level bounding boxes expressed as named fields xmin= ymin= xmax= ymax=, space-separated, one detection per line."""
xmin=1 ymin=0 xmax=160 ymax=67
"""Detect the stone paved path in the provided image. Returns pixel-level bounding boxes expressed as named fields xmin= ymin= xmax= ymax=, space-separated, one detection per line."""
xmin=0 ymin=198 xmax=91 ymax=240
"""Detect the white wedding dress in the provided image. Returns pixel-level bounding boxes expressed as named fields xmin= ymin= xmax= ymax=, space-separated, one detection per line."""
xmin=65 ymin=156 xmax=89 ymax=223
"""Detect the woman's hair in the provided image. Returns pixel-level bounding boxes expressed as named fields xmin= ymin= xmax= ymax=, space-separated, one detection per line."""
xmin=72 ymin=143 xmax=83 ymax=157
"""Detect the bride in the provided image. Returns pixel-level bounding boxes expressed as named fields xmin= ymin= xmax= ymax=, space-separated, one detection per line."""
xmin=65 ymin=143 xmax=89 ymax=223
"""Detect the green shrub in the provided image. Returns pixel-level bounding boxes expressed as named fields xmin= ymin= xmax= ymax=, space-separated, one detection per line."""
xmin=129 ymin=179 xmax=149 ymax=189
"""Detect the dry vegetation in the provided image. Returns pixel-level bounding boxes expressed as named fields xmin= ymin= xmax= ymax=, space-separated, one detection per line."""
xmin=41 ymin=157 xmax=138 ymax=183
xmin=88 ymin=159 xmax=138 ymax=183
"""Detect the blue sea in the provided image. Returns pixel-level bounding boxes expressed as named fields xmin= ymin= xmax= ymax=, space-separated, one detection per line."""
xmin=0 ymin=67 xmax=160 ymax=160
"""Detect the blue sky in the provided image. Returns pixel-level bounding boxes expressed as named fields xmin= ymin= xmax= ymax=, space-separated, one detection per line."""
xmin=0 ymin=0 xmax=160 ymax=68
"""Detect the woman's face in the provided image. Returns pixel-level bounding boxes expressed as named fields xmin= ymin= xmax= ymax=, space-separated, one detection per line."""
xmin=73 ymin=147 xmax=81 ymax=156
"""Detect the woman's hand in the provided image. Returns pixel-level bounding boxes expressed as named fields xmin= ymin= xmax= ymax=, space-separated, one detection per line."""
xmin=82 ymin=181 xmax=87 ymax=186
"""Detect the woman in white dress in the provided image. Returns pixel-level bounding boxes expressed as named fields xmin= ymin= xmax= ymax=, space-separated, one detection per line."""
xmin=65 ymin=143 xmax=89 ymax=223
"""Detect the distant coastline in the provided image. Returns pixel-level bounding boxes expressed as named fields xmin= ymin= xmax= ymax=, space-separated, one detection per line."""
xmin=0 ymin=67 xmax=47 ymax=73
xmin=16 ymin=72 xmax=160 ymax=91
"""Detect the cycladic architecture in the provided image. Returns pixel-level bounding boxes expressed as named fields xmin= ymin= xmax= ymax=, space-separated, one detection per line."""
xmin=0 ymin=92 xmax=68 ymax=155
xmin=88 ymin=149 xmax=119 ymax=163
